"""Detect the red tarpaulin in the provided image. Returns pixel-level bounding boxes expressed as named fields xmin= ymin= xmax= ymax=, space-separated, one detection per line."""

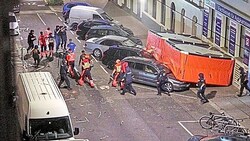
xmin=146 ymin=31 xmax=235 ymax=86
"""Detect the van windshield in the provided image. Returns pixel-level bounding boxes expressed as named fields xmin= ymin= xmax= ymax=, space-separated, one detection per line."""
xmin=101 ymin=12 xmax=113 ymax=21
xmin=29 ymin=116 xmax=73 ymax=140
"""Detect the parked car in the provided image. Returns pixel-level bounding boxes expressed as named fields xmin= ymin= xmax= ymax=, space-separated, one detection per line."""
xmin=13 ymin=4 xmax=20 ymax=13
xmin=9 ymin=12 xmax=20 ymax=36
xmin=62 ymin=2 xmax=91 ymax=22
xmin=76 ymin=19 xmax=134 ymax=39
xmin=85 ymin=25 xmax=142 ymax=45
xmin=187 ymin=134 xmax=250 ymax=141
xmin=102 ymin=46 xmax=143 ymax=69
xmin=122 ymin=56 xmax=190 ymax=92
xmin=85 ymin=35 xmax=143 ymax=59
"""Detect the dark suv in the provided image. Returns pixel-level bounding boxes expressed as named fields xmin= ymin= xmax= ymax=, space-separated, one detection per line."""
xmin=85 ymin=25 xmax=142 ymax=45
xmin=122 ymin=56 xmax=190 ymax=92
xmin=102 ymin=46 xmax=143 ymax=69
xmin=76 ymin=20 xmax=134 ymax=40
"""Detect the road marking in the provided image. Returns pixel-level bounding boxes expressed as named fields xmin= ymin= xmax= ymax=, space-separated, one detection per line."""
xmin=36 ymin=13 xmax=46 ymax=26
xmin=91 ymin=55 xmax=98 ymax=62
xmin=178 ymin=121 xmax=194 ymax=136
xmin=100 ymin=65 xmax=108 ymax=74
xmin=55 ymin=12 xmax=58 ymax=16
xmin=20 ymin=36 xmax=23 ymax=40
xmin=70 ymin=31 xmax=74 ymax=35
xmin=75 ymin=37 xmax=81 ymax=43
xmin=171 ymin=93 xmax=197 ymax=100
xmin=58 ymin=17 xmax=62 ymax=21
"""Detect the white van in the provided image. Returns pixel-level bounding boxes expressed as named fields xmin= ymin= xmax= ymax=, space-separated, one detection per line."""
xmin=68 ymin=5 xmax=113 ymax=30
xmin=9 ymin=12 xmax=20 ymax=36
xmin=16 ymin=72 xmax=80 ymax=140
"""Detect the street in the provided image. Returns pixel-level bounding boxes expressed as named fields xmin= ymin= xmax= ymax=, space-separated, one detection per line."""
xmin=11 ymin=0 xmax=225 ymax=141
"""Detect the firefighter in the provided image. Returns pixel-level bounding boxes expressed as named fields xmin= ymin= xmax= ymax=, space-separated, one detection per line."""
xmin=120 ymin=62 xmax=136 ymax=95
xmin=79 ymin=54 xmax=94 ymax=87
xmin=38 ymin=31 xmax=47 ymax=58
xmin=111 ymin=59 xmax=122 ymax=87
xmin=65 ymin=49 xmax=75 ymax=77
xmin=78 ymin=50 xmax=86 ymax=68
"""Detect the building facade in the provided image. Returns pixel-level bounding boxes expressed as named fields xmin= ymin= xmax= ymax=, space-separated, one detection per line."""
xmin=113 ymin=0 xmax=250 ymax=88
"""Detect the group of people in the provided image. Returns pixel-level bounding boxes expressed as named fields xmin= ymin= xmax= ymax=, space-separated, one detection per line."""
xmin=27 ymin=25 xmax=70 ymax=67
xmin=111 ymin=59 xmax=136 ymax=95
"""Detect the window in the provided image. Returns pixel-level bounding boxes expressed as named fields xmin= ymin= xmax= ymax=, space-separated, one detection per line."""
xmin=152 ymin=0 xmax=157 ymax=19
xmin=239 ymin=26 xmax=246 ymax=59
xmin=120 ymin=49 xmax=129 ymax=58
xmin=161 ymin=0 xmax=166 ymax=25
xmin=128 ymin=61 xmax=136 ymax=68
xmin=144 ymin=0 xmax=148 ymax=12
xmin=96 ymin=29 xmax=108 ymax=36
xmin=100 ymin=40 xmax=121 ymax=46
xmin=170 ymin=2 xmax=176 ymax=32
xmin=129 ymin=50 xmax=139 ymax=56
xmin=134 ymin=63 xmax=144 ymax=70
xmin=210 ymin=9 xmax=215 ymax=40
xmin=180 ymin=9 xmax=185 ymax=33
xmin=93 ymin=14 xmax=102 ymax=20
xmin=108 ymin=30 xmax=116 ymax=35
xmin=224 ymin=18 xmax=230 ymax=49
xmin=144 ymin=65 xmax=157 ymax=74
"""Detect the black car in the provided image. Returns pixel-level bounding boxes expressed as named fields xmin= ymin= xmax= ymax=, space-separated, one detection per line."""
xmin=85 ymin=25 xmax=142 ymax=45
xmin=76 ymin=19 xmax=134 ymax=40
xmin=122 ymin=56 xmax=190 ymax=92
xmin=102 ymin=46 xmax=143 ymax=69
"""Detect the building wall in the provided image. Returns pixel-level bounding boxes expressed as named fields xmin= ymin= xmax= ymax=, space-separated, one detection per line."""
xmin=115 ymin=0 xmax=250 ymax=87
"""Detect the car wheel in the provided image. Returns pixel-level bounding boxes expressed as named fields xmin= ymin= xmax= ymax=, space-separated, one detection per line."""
xmin=93 ymin=49 xmax=102 ymax=59
xmin=71 ymin=23 xmax=78 ymax=31
xmin=161 ymin=82 xmax=173 ymax=92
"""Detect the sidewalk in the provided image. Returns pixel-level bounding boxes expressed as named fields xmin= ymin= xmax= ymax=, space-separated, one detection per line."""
xmin=48 ymin=0 xmax=250 ymax=130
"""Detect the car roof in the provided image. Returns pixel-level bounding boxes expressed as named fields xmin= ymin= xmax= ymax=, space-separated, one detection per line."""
xmin=64 ymin=2 xmax=90 ymax=6
xmin=97 ymin=35 xmax=128 ymax=41
xmin=91 ymin=25 xmax=118 ymax=30
xmin=123 ymin=56 xmax=159 ymax=66
xmin=109 ymin=46 xmax=142 ymax=52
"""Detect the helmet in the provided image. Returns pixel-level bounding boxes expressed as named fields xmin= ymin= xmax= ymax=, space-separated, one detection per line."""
xmin=116 ymin=59 xmax=121 ymax=64
xmin=85 ymin=54 xmax=90 ymax=59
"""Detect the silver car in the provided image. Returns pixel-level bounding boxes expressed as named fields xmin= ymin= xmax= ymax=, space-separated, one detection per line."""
xmin=84 ymin=35 xmax=143 ymax=59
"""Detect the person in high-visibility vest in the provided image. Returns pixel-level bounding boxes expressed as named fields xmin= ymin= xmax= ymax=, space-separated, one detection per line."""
xmin=111 ymin=59 xmax=122 ymax=87
xmin=66 ymin=49 xmax=75 ymax=77
xmin=79 ymin=54 xmax=94 ymax=87
xmin=38 ymin=31 xmax=47 ymax=58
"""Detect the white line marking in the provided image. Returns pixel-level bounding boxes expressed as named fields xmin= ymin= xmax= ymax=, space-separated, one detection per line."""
xmin=171 ymin=93 xmax=197 ymax=100
xmin=55 ymin=13 xmax=58 ymax=16
xmin=75 ymin=37 xmax=81 ymax=43
xmin=91 ymin=55 xmax=98 ymax=62
xmin=178 ymin=121 xmax=194 ymax=136
xmin=20 ymin=36 xmax=23 ymax=40
xmin=58 ymin=17 xmax=62 ymax=21
xmin=36 ymin=13 xmax=46 ymax=26
xmin=100 ymin=65 xmax=108 ymax=74
xmin=70 ymin=31 xmax=74 ymax=35
xmin=178 ymin=120 xmax=198 ymax=123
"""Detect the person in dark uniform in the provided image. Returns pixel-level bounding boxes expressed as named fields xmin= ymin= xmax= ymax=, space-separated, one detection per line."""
xmin=156 ymin=71 xmax=170 ymax=96
xmin=237 ymin=67 xmax=250 ymax=97
xmin=197 ymin=73 xmax=209 ymax=104
xmin=120 ymin=62 xmax=136 ymax=95
xmin=27 ymin=29 xmax=36 ymax=53
xmin=58 ymin=60 xmax=72 ymax=90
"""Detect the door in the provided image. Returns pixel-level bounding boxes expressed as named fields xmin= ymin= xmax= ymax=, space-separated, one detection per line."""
xmin=143 ymin=64 xmax=158 ymax=85
xmin=133 ymin=62 xmax=147 ymax=83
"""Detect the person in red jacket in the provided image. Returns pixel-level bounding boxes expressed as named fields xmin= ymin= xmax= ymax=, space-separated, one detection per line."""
xmin=38 ymin=31 xmax=47 ymax=58
xmin=66 ymin=49 xmax=75 ymax=77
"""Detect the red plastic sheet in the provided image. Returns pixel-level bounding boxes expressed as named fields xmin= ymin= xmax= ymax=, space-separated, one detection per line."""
xmin=145 ymin=31 xmax=235 ymax=86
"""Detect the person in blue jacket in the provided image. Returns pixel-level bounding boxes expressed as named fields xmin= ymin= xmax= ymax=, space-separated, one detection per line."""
xmin=120 ymin=62 xmax=136 ymax=95
xmin=67 ymin=39 xmax=76 ymax=52
xmin=54 ymin=25 xmax=61 ymax=53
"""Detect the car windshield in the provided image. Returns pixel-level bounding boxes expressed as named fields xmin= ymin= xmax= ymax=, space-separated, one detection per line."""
xmin=9 ymin=16 xmax=16 ymax=22
xmin=29 ymin=116 xmax=73 ymax=140
xmin=122 ymin=39 xmax=136 ymax=46
xmin=100 ymin=12 xmax=113 ymax=21
xmin=117 ymin=28 xmax=130 ymax=37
